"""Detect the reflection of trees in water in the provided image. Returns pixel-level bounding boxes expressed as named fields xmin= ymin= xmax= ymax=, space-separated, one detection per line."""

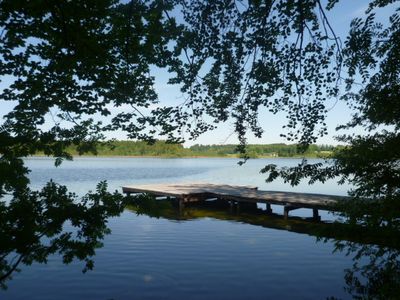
xmin=1 ymin=193 xmax=400 ymax=298
xmin=0 ymin=181 xmax=125 ymax=289
xmin=332 ymin=241 xmax=400 ymax=299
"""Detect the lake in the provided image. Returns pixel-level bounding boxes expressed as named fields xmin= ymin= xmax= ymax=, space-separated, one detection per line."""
xmin=0 ymin=157 xmax=387 ymax=299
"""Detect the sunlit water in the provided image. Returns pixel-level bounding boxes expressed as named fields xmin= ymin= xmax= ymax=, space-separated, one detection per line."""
xmin=3 ymin=157 xmax=354 ymax=299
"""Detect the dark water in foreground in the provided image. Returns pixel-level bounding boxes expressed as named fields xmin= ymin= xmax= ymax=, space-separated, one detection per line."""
xmin=1 ymin=157 xmax=390 ymax=299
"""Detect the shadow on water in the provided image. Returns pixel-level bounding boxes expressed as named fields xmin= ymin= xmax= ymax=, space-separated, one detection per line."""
xmin=1 ymin=191 xmax=399 ymax=299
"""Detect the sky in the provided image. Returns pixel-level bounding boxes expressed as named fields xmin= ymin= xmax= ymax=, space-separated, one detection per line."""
xmin=0 ymin=1 xmax=397 ymax=147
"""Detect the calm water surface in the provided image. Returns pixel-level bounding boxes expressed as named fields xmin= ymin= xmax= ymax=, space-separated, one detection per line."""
xmin=3 ymin=157 xmax=354 ymax=299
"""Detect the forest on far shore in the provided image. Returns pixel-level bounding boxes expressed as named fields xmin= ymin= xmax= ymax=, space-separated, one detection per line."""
xmin=38 ymin=141 xmax=338 ymax=158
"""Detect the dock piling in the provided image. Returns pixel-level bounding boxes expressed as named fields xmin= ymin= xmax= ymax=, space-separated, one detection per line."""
xmin=266 ymin=203 xmax=273 ymax=214
xmin=313 ymin=208 xmax=321 ymax=221
xmin=284 ymin=205 xmax=290 ymax=219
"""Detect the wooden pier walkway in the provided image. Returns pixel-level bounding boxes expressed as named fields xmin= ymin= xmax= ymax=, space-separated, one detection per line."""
xmin=122 ymin=183 xmax=348 ymax=220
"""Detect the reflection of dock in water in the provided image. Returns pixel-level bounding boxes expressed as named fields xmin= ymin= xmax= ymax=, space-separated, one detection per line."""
xmin=126 ymin=196 xmax=399 ymax=249
xmin=122 ymin=183 xmax=348 ymax=220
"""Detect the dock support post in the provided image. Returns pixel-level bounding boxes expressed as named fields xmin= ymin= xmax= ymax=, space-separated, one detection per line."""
xmin=313 ymin=208 xmax=321 ymax=221
xmin=229 ymin=201 xmax=234 ymax=213
xmin=284 ymin=206 xmax=290 ymax=219
xmin=266 ymin=203 xmax=273 ymax=214
xmin=178 ymin=199 xmax=184 ymax=211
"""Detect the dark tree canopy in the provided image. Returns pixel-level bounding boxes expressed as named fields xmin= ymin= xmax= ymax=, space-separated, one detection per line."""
xmin=1 ymin=0 xmax=397 ymax=179
xmin=0 ymin=0 xmax=180 ymax=194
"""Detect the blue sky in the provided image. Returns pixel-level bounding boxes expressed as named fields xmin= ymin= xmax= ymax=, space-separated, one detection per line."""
xmin=0 ymin=1 xmax=397 ymax=147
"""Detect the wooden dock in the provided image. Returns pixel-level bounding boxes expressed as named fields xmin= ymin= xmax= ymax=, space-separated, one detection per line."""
xmin=122 ymin=183 xmax=348 ymax=220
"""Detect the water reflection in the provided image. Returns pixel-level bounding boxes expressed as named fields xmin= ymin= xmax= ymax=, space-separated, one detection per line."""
xmin=330 ymin=236 xmax=400 ymax=299
xmin=1 ymin=191 xmax=399 ymax=299
xmin=0 ymin=181 xmax=125 ymax=289
xmin=129 ymin=195 xmax=400 ymax=299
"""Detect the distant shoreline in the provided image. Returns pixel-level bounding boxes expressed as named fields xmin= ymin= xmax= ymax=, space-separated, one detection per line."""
xmin=31 ymin=141 xmax=335 ymax=159
xmin=30 ymin=154 xmax=326 ymax=159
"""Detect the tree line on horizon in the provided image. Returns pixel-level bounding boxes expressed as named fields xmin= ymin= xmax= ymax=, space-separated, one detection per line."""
xmin=43 ymin=140 xmax=337 ymax=158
